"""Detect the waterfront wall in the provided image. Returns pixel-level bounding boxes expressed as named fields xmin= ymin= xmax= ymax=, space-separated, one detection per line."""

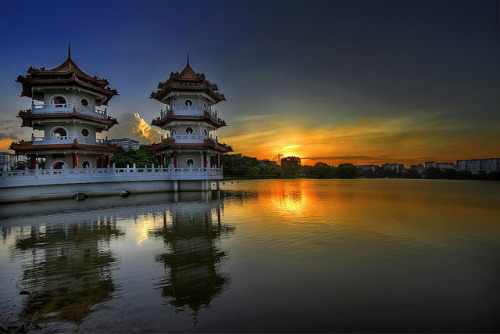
xmin=0 ymin=165 xmax=222 ymax=203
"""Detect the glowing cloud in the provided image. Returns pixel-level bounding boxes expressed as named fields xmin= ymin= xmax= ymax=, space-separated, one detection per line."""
xmin=107 ymin=113 xmax=164 ymax=144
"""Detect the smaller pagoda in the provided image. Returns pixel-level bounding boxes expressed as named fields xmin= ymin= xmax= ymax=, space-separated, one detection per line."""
xmin=10 ymin=46 xmax=122 ymax=169
xmin=146 ymin=59 xmax=232 ymax=179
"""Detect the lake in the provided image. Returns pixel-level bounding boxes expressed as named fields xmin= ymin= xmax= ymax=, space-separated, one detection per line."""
xmin=1 ymin=179 xmax=499 ymax=332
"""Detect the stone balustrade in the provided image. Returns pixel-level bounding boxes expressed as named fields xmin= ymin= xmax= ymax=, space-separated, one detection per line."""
xmin=0 ymin=164 xmax=224 ymax=185
xmin=31 ymin=135 xmax=108 ymax=146
xmin=32 ymin=103 xmax=108 ymax=119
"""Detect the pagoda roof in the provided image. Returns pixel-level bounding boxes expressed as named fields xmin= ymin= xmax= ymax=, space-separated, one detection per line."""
xmin=145 ymin=138 xmax=232 ymax=153
xmin=150 ymin=62 xmax=225 ymax=103
xmin=18 ymin=109 xmax=118 ymax=132
xmin=9 ymin=139 xmax=123 ymax=154
xmin=16 ymin=46 xmax=118 ymax=105
xmin=151 ymin=110 xmax=226 ymax=128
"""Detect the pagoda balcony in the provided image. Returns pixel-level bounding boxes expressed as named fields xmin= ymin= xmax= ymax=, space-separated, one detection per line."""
xmin=32 ymin=102 xmax=108 ymax=119
xmin=158 ymin=106 xmax=218 ymax=120
xmin=31 ymin=134 xmax=108 ymax=146
xmin=170 ymin=134 xmax=207 ymax=143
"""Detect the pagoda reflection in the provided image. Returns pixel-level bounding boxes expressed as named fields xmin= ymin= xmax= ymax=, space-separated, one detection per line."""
xmin=15 ymin=217 xmax=123 ymax=326
xmin=151 ymin=191 xmax=234 ymax=315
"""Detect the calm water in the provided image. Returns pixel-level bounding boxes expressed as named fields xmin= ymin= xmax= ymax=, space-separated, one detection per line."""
xmin=1 ymin=179 xmax=499 ymax=332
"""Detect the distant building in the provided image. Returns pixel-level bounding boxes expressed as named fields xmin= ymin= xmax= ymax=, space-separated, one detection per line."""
xmin=259 ymin=159 xmax=277 ymax=166
xmin=357 ymin=164 xmax=378 ymax=172
xmin=281 ymin=156 xmax=301 ymax=168
xmin=425 ymin=161 xmax=455 ymax=171
xmin=410 ymin=164 xmax=425 ymax=173
xmin=0 ymin=152 xmax=19 ymax=168
xmin=107 ymin=138 xmax=141 ymax=151
xmin=456 ymin=158 xmax=500 ymax=174
xmin=382 ymin=163 xmax=405 ymax=173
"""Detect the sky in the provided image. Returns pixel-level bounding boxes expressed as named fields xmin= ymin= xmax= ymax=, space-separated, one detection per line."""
xmin=0 ymin=0 xmax=499 ymax=166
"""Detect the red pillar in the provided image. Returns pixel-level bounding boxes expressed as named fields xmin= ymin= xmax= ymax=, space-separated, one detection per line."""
xmin=173 ymin=152 xmax=178 ymax=169
xmin=29 ymin=155 xmax=36 ymax=169
xmin=203 ymin=152 xmax=207 ymax=168
xmin=72 ymin=153 xmax=78 ymax=168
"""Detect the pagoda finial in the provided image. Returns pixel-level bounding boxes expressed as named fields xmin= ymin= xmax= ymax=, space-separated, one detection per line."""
xmin=187 ymin=53 xmax=190 ymax=66
xmin=68 ymin=43 xmax=71 ymax=59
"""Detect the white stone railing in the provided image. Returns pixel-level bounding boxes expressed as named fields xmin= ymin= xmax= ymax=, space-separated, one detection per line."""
xmin=0 ymin=164 xmax=224 ymax=186
xmin=158 ymin=106 xmax=218 ymax=120
xmin=31 ymin=134 xmax=108 ymax=146
xmin=31 ymin=103 xmax=108 ymax=119
xmin=171 ymin=134 xmax=206 ymax=143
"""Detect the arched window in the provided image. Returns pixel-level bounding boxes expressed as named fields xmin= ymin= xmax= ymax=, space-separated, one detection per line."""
xmin=53 ymin=161 xmax=66 ymax=169
xmin=185 ymin=127 xmax=193 ymax=134
xmin=53 ymin=128 xmax=67 ymax=139
xmin=171 ymin=129 xmax=176 ymax=135
xmin=82 ymin=161 xmax=90 ymax=168
xmin=203 ymin=129 xmax=208 ymax=137
xmin=81 ymin=128 xmax=90 ymax=137
xmin=52 ymin=96 xmax=66 ymax=107
xmin=186 ymin=159 xmax=194 ymax=167
xmin=185 ymin=99 xmax=192 ymax=107
xmin=80 ymin=98 xmax=89 ymax=107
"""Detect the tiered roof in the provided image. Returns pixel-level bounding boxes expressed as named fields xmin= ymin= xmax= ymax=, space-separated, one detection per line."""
xmin=150 ymin=62 xmax=225 ymax=103
xmin=146 ymin=138 xmax=232 ymax=153
xmin=16 ymin=46 xmax=118 ymax=105
xmin=18 ymin=109 xmax=118 ymax=132
xmin=10 ymin=139 xmax=123 ymax=154
xmin=151 ymin=109 xmax=226 ymax=128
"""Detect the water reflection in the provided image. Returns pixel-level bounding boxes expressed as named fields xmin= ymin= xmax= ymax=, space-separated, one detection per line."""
xmin=15 ymin=218 xmax=122 ymax=326
xmin=0 ymin=191 xmax=233 ymax=331
xmin=151 ymin=196 xmax=234 ymax=316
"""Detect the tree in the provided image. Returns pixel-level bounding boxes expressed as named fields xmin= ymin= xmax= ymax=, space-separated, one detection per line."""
xmin=110 ymin=147 xmax=160 ymax=168
xmin=273 ymin=153 xmax=284 ymax=166
xmin=337 ymin=163 xmax=358 ymax=178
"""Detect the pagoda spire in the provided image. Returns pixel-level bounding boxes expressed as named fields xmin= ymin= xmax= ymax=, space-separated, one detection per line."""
xmin=187 ymin=53 xmax=190 ymax=66
xmin=68 ymin=43 xmax=71 ymax=59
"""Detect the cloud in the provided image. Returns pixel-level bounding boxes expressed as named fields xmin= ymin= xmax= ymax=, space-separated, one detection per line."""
xmin=0 ymin=138 xmax=15 ymax=152
xmin=221 ymin=114 xmax=500 ymax=166
xmin=0 ymin=132 xmax=20 ymax=140
xmin=107 ymin=113 xmax=164 ymax=144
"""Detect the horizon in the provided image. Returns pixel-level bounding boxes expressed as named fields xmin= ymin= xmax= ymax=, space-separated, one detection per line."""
xmin=1 ymin=0 xmax=499 ymax=166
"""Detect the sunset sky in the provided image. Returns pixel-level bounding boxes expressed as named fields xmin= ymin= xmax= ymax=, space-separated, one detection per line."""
xmin=1 ymin=0 xmax=499 ymax=166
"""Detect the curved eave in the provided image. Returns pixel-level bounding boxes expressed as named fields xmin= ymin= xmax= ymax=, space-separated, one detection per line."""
xmin=17 ymin=75 xmax=118 ymax=105
xmin=151 ymin=115 xmax=226 ymax=129
xmin=150 ymin=84 xmax=225 ymax=103
xmin=17 ymin=109 xmax=119 ymax=131
xmin=9 ymin=141 xmax=123 ymax=154
xmin=145 ymin=140 xmax=232 ymax=153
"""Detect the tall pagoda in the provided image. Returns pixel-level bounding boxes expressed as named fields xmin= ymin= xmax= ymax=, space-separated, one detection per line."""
xmin=146 ymin=59 xmax=232 ymax=175
xmin=10 ymin=46 xmax=122 ymax=169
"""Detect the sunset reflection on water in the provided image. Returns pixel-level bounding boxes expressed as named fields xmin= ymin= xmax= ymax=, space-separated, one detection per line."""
xmin=1 ymin=180 xmax=499 ymax=332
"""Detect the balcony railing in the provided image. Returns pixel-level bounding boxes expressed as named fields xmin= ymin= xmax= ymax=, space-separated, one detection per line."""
xmin=31 ymin=103 xmax=108 ymax=119
xmin=171 ymin=134 xmax=206 ymax=143
xmin=31 ymin=134 xmax=108 ymax=146
xmin=1 ymin=164 xmax=224 ymax=185
xmin=158 ymin=106 xmax=218 ymax=120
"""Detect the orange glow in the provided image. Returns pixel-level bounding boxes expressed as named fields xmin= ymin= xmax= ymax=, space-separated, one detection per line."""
xmin=0 ymin=138 xmax=15 ymax=152
xmin=219 ymin=116 xmax=500 ymax=166
xmin=222 ymin=179 xmax=500 ymax=241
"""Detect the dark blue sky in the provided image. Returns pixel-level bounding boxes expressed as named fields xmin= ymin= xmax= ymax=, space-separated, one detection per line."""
xmin=1 ymin=0 xmax=499 ymax=164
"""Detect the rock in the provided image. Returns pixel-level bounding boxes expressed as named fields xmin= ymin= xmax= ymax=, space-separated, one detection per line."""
xmin=19 ymin=290 xmax=32 ymax=295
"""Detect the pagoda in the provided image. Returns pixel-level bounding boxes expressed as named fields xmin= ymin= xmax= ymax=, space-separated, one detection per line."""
xmin=146 ymin=59 xmax=232 ymax=185
xmin=10 ymin=46 xmax=122 ymax=169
